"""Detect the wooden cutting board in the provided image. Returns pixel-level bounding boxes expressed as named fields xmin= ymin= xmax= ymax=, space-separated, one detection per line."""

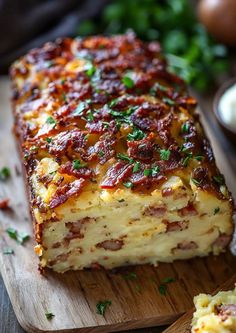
xmin=0 ymin=77 xmax=236 ymax=333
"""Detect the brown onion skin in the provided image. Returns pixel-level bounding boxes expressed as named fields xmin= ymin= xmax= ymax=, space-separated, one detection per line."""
xmin=198 ymin=0 xmax=236 ymax=47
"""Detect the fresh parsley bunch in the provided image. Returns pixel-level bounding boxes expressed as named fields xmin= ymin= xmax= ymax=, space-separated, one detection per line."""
xmin=77 ymin=0 xmax=228 ymax=91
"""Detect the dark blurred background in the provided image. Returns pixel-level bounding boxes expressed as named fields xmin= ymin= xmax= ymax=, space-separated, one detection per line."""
xmin=0 ymin=0 xmax=236 ymax=91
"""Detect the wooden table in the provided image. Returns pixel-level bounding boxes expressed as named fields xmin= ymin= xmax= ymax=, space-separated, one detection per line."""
xmin=1 ymin=58 xmax=236 ymax=333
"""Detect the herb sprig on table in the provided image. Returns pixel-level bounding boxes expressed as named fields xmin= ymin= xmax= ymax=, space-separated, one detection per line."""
xmin=77 ymin=0 xmax=228 ymax=91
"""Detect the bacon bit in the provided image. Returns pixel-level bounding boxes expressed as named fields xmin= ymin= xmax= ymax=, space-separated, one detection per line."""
xmin=127 ymin=137 xmax=154 ymax=161
xmin=179 ymin=203 xmax=197 ymax=217
xmin=90 ymin=262 xmax=103 ymax=270
xmin=48 ymin=252 xmax=72 ymax=266
xmin=216 ymin=304 xmax=236 ymax=318
xmin=87 ymin=134 xmax=116 ymax=164
xmin=49 ymin=179 xmax=86 ymax=209
xmin=163 ymin=219 xmax=188 ymax=232
xmin=0 ymin=199 xmax=10 ymax=210
xmin=100 ymin=162 xmax=133 ymax=189
xmin=174 ymin=241 xmax=198 ymax=251
xmin=48 ymin=129 xmax=87 ymax=156
xmin=144 ymin=205 xmax=167 ymax=217
xmin=59 ymin=161 xmax=92 ymax=179
xmin=52 ymin=242 xmax=61 ymax=249
xmin=162 ymin=188 xmax=173 ymax=197
xmin=96 ymin=239 xmax=124 ymax=251
xmin=65 ymin=217 xmax=93 ymax=240
xmin=212 ymin=234 xmax=231 ymax=248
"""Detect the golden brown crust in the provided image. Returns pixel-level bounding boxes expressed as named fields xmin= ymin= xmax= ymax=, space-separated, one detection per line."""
xmin=10 ymin=32 xmax=233 ymax=215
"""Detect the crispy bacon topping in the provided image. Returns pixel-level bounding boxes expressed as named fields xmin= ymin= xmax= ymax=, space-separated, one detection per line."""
xmin=59 ymin=161 xmax=92 ymax=179
xmin=49 ymin=179 xmax=86 ymax=209
xmin=101 ymin=162 xmax=133 ymax=189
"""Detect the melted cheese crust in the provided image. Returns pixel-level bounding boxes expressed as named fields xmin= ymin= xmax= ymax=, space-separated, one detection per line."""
xmin=192 ymin=288 xmax=236 ymax=333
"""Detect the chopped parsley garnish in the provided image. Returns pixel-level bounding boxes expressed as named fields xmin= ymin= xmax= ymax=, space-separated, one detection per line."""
xmin=96 ymin=300 xmax=112 ymax=316
xmin=98 ymin=151 xmax=105 ymax=157
xmin=214 ymin=207 xmax=220 ymax=215
xmin=102 ymin=121 xmax=110 ymax=129
xmin=46 ymin=116 xmax=56 ymax=128
xmin=45 ymin=312 xmax=55 ymax=320
xmin=86 ymin=64 xmax=96 ymax=77
xmin=123 ymin=181 xmax=133 ymax=189
xmin=45 ymin=137 xmax=52 ymax=144
xmin=151 ymin=166 xmax=160 ymax=176
xmin=159 ymin=149 xmax=171 ymax=161
xmin=144 ymin=169 xmax=152 ymax=177
xmin=122 ymin=75 xmax=135 ymax=89
xmin=127 ymin=127 xmax=146 ymax=141
xmin=191 ymin=178 xmax=200 ymax=186
xmin=109 ymin=99 xmax=118 ymax=107
xmin=163 ymin=97 xmax=175 ymax=106
xmin=122 ymin=272 xmax=137 ymax=280
xmin=117 ymin=153 xmax=133 ymax=163
xmin=73 ymin=159 xmax=87 ymax=170
xmin=182 ymin=156 xmax=191 ymax=167
xmin=86 ymin=111 xmax=94 ymax=122
xmin=195 ymin=155 xmax=204 ymax=161
xmin=159 ymin=277 xmax=175 ymax=296
xmin=73 ymin=102 xmax=88 ymax=116
xmin=6 ymin=227 xmax=30 ymax=245
xmin=213 ymin=175 xmax=224 ymax=185
xmin=150 ymin=83 xmax=168 ymax=96
xmin=133 ymin=161 xmax=140 ymax=173
xmin=181 ymin=123 xmax=190 ymax=133
xmin=0 ymin=167 xmax=11 ymax=180
xmin=3 ymin=248 xmax=14 ymax=255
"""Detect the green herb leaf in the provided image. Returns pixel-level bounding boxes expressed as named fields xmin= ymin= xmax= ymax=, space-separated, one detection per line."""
xmin=73 ymin=160 xmax=87 ymax=170
xmin=151 ymin=166 xmax=160 ymax=176
xmin=109 ymin=99 xmax=118 ymax=107
xmin=144 ymin=169 xmax=152 ymax=177
xmin=86 ymin=111 xmax=94 ymax=122
xmin=117 ymin=153 xmax=134 ymax=163
xmin=163 ymin=97 xmax=174 ymax=106
xmin=133 ymin=161 xmax=140 ymax=173
xmin=195 ymin=155 xmax=204 ymax=161
xmin=45 ymin=137 xmax=52 ymax=144
xmin=73 ymin=102 xmax=88 ymax=116
xmin=127 ymin=127 xmax=146 ymax=141
xmin=96 ymin=300 xmax=112 ymax=316
xmin=181 ymin=123 xmax=190 ymax=133
xmin=159 ymin=149 xmax=171 ymax=161
xmin=191 ymin=178 xmax=200 ymax=186
xmin=161 ymin=277 xmax=175 ymax=284
xmin=0 ymin=167 xmax=11 ymax=180
xmin=6 ymin=228 xmax=30 ymax=245
xmin=98 ymin=151 xmax=105 ymax=157
xmin=159 ymin=284 xmax=167 ymax=295
xmin=46 ymin=116 xmax=56 ymax=127
xmin=45 ymin=312 xmax=55 ymax=320
xmin=213 ymin=175 xmax=224 ymax=185
xmin=122 ymin=76 xmax=135 ymax=89
xmin=86 ymin=64 xmax=96 ymax=77
xmin=182 ymin=156 xmax=191 ymax=167
xmin=123 ymin=181 xmax=133 ymax=189
xmin=214 ymin=207 xmax=220 ymax=215
xmin=122 ymin=272 xmax=137 ymax=280
xmin=3 ymin=248 xmax=14 ymax=255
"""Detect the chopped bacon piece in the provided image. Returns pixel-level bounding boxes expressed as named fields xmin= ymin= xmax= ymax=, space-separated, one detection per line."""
xmin=101 ymin=162 xmax=133 ymax=189
xmin=217 ymin=304 xmax=236 ymax=318
xmin=59 ymin=161 xmax=92 ymax=179
xmin=49 ymin=129 xmax=87 ymax=156
xmin=144 ymin=205 xmax=167 ymax=217
xmin=65 ymin=217 xmax=93 ymax=240
xmin=49 ymin=179 xmax=86 ymax=209
xmin=163 ymin=219 xmax=188 ymax=232
xmin=212 ymin=234 xmax=231 ymax=248
xmin=88 ymin=134 xmax=116 ymax=164
xmin=128 ymin=137 xmax=154 ymax=161
xmin=162 ymin=188 xmax=173 ymax=197
xmin=175 ymin=241 xmax=198 ymax=250
xmin=96 ymin=239 xmax=124 ymax=251
xmin=179 ymin=203 xmax=197 ymax=217
xmin=0 ymin=199 xmax=10 ymax=210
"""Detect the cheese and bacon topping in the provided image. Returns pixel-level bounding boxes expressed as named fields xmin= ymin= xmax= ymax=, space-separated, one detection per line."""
xmin=10 ymin=32 xmax=233 ymax=272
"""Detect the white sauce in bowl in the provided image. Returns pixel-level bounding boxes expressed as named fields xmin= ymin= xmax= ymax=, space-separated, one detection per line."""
xmin=218 ymin=83 xmax=236 ymax=128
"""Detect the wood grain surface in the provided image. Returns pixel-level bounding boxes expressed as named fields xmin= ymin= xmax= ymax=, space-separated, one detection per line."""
xmin=163 ymin=274 xmax=236 ymax=333
xmin=0 ymin=77 xmax=236 ymax=333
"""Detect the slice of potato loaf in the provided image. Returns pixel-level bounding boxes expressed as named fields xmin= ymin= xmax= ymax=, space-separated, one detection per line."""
xmin=10 ymin=32 xmax=233 ymax=272
xmin=191 ymin=287 xmax=236 ymax=333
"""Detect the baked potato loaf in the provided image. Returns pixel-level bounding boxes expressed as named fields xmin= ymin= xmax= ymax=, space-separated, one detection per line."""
xmin=192 ymin=287 xmax=236 ymax=333
xmin=10 ymin=32 xmax=233 ymax=272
